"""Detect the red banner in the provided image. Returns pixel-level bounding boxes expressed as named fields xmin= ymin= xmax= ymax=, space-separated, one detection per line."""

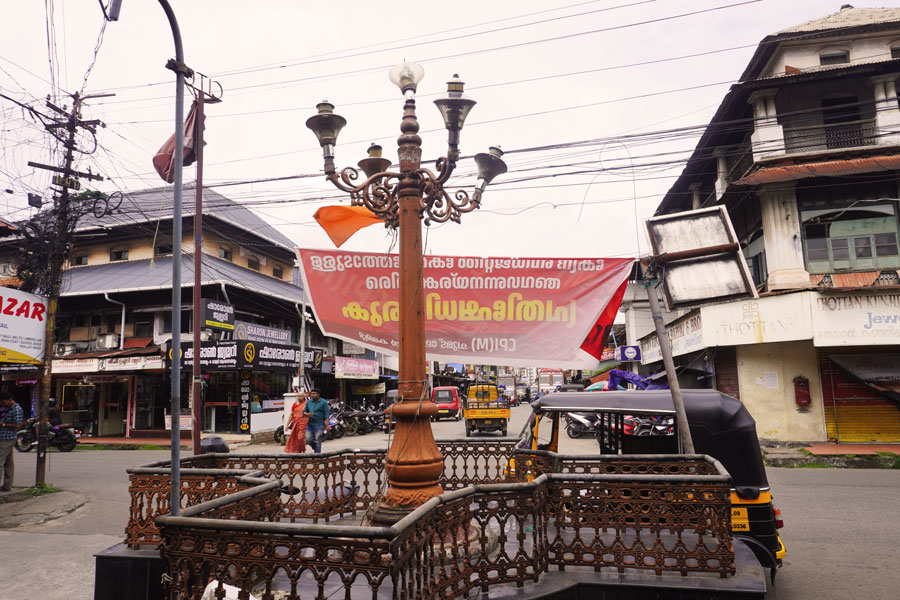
xmin=298 ymin=249 xmax=633 ymax=368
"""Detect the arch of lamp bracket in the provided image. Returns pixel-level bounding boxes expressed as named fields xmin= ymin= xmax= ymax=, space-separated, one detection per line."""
xmin=325 ymin=155 xmax=480 ymax=228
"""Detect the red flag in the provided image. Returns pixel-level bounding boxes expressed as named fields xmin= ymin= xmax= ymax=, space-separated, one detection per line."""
xmin=152 ymin=101 xmax=204 ymax=183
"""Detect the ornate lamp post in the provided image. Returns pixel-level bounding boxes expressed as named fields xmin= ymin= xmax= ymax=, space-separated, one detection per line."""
xmin=307 ymin=62 xmax=506 ymax=524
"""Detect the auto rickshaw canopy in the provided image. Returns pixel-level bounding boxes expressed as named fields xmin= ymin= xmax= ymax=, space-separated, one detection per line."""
xmin=529 ymin=389 xmax=769 ymax=491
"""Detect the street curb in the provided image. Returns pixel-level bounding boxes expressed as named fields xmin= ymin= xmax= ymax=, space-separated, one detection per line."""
xmin=762 ymin=448 xmax=900 ymax=469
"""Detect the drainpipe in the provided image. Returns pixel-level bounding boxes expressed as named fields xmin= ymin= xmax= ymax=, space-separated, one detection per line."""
xmin=103 ymin=293 xmax=126 ymax=349
xmin=220 ymin=282 xmax=230 ymax=304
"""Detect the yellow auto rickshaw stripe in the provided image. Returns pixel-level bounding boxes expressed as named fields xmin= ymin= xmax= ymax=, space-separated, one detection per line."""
xmin=730 ymin=491 xmax=773 ymax=505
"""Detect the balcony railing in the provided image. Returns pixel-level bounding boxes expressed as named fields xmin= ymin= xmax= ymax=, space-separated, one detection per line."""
xmin=784 ymin=118 xmax=878 ymax=154
xmin=127 ymin=442 xmax=736 ymax=599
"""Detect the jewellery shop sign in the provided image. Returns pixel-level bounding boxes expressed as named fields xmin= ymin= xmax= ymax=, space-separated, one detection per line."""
xmin=167 ymin=340 xmax=301 ymax=371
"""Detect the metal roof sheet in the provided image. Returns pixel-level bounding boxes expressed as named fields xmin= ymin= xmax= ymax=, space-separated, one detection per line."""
xmin=734 ymin=154 xmax=900 ymax=185
xmin=75 ymin=184 xmax=296 ymax=250
xmin=777 ymin=6 xmax=900 ymax=34
xmin=830 ymin=271 xmax=881 ymax=288
xmin=61 ymin=253 xmax=304 ymax=303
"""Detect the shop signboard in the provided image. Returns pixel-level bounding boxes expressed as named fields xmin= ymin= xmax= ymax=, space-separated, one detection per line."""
xmin=352 ymin=382 xmax=386 ymax=394
xmin=101 ymin=355 xmax=165 ymax=371
xmin=298 ymin=249 xmax=634 ymax=368
xmin=335 ymin=356 xmax=379 ymax=379
xmin=164 ymin=414 xmax=193 ymax=430
xmin=811 ymin=291 xmax=900 ymax=346
xmin=169 ymin=340 xmax=302 ymax=371
xmin=342 ymin=341 xmax=366 ymax=355
xmin=239 ymin=371 xmax=251 ymax=432
xmin=640 ymin=312 xmax=704 ymax=364
xmin=702 ymin=293 xmax=812 ymax=347
xmin=201 ymin=299 xmax=235 ymax=331
xmin=52 ymin=357 xmax=100 ymax=374
xmin=234 ymin=320 xmax=291 ymax=344
xmin=303 ymin=348 xmax=324 ymax=370
xmin=0 ymin=288 xmax=48 ymax=365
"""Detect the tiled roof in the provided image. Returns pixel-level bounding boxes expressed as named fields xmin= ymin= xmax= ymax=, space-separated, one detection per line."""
xmin=777 ymin=6 xmax=900 ymax=34
xmin=734 ymin=154 xmax=900 ymax=185
xmin=61 ymin=253 xmax=304 ymax=303
xmin=75 ymin=184 xmax=296 ymax=251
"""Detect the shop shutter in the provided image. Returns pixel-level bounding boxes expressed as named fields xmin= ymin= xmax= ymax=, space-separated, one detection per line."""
xmin=819 ymin=348 xmax=900 ymax=442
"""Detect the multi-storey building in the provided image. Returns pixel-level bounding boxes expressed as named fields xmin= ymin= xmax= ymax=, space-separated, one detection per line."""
xmin=630 ymin=6 xmax=900 ymax=443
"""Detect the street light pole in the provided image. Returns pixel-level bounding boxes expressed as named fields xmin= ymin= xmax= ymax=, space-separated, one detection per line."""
xmin=307 ymin=65 xmax=506 ymax=524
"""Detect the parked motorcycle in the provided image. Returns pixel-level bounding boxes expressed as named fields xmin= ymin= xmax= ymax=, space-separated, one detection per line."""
xmin=565 ymin=412 xmax=601 ymax=439
xmin=15 ymin=418 xmax=80 ymax=452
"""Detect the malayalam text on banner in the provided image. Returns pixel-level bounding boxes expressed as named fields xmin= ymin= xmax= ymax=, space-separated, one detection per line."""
xmin=298 ymin=250 xmax=633 ymax=368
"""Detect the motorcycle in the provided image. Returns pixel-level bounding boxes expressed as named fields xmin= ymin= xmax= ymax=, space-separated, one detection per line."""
xmin=565 ymin=412 xmax=601 ymax=439
xmin=15 ymin=418 xmax=80 ymax=453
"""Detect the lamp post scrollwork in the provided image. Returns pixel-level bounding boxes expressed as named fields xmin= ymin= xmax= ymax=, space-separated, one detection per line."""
xmin=307 ymin=62 xmax=506 ymax=524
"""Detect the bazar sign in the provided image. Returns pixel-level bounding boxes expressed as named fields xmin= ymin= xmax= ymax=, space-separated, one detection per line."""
xmin=168 ymin=340 xmax=302 ymax=371
xmin=812 ymin=292 xmax=900 ymax=346
xmin=297 ymin=250 xmax=634 ymax=368
xmin=335 ymin=356 xmax=379 ymax=379
xmin=103 ymin=356 xmax=164 ymax=371
xmin=52 ymin=358 xmax=100 ymax=374
xmin=0 ymin=288 xmax=48 ymax=365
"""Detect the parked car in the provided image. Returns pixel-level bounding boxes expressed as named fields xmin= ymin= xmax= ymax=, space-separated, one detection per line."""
xmin=431 ymin=386 xmax=462 ymax=421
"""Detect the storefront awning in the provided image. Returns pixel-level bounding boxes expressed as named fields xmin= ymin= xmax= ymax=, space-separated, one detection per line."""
xmin=734 ymin=154 xmax=900 ymax=185
xmin=830 ymin=354 xmax=900 ymax=404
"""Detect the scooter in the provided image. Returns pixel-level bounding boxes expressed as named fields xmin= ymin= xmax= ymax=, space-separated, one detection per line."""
xmin=565 ymin=412 xmax=601 ymax=439
xmin=15 ymin=418 xmax=80 ymax=452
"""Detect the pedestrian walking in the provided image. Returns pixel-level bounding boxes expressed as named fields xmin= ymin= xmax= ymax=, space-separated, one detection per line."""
xmin=1 ymin=393 xmax=24 ymax=492
xmin=284 ymin=393 xmax=309 ymax=453
xmin=303 ymin=389 xmax=330 ymax=454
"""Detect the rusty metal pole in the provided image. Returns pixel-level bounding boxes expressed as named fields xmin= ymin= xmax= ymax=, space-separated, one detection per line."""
xmin=191 ymin=90 xmax=204 ymax=455
xmin=371 ymin=98 xmax=443 ymax=524
xmin=645 ymin=282 xmax=695 ymax=453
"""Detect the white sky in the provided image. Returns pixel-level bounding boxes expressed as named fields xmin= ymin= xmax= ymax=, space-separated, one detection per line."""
xmin=2 ymin=0 xmax=892 ymax=260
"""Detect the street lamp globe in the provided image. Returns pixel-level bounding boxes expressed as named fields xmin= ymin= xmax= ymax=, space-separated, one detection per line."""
xmin=388 ymin=61 xmax=425 ymax=97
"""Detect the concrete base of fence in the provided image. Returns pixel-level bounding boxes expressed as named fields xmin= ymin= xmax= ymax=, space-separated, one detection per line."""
xmin=486 ymin=539 xmax=767 ymax=600
xmin=94 ymin=543 xmax=165 ymax=600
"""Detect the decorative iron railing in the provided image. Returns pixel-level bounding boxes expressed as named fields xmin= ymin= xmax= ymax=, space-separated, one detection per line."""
xmin=157 ymin=464 xmax=733 ymax=599
xmin=784 ymin=118 xmax=878 ymax=154
xmin=126 ymin=442 xmax=734 ymax=598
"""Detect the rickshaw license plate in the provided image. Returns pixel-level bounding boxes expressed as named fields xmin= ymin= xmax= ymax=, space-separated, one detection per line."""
xmin=439 ymin=409 xmax=449 ymax=413
xmin=483 ymin=420 xmax=492 ymax=424
xmin=731 ymin=507 xmax=750 ymax=531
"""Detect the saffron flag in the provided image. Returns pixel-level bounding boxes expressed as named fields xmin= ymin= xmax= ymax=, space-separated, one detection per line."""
xmin=297 ymin=248 xmax=634 ymax=368
xmin=313 ymin=205 xmax=382 ymax=247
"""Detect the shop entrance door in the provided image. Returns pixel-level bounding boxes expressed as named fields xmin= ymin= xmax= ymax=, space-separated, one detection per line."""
xmin=99 ymin=378 xmax=130 ymax=437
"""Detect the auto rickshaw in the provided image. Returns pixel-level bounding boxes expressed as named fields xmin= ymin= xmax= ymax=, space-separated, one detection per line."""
xmin=514 ymin=389 xmax=786 ymax=580
xmin=463 ymin=383 xmax=510 ymax=437
xmin=382 ymin=389 xmax=398 ymax=433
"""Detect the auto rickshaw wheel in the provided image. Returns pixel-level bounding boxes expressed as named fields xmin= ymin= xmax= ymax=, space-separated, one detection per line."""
xmin=465 ymin=422 xmax=472 ymax=437
xmin=501 ymin=424 xmax=508 ymax=437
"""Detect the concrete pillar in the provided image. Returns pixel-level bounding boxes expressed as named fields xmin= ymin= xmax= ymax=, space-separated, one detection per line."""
xmin=689 ymin=183 xmax=703 ymax=210
xmin=869 ymin=74 xmax=900 ymax=145
xmin=759 ymin=182 xmax=811 ymax=289
xmin=748 ymin=89 xmax=784 ymax=160
xmin=714 ymin=149 xmax=729 ymax=200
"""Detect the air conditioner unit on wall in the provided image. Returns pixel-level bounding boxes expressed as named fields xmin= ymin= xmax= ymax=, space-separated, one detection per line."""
xmin=54 ymin=343 xmax=78 ymax=356
xmin=94 ymin=333 xmax=119 ymax=350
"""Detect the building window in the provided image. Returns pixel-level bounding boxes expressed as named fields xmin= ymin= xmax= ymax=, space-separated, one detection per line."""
xmin=819 ymin=50 xmax=850 ymax=66
xmin=155 ymin=243 xmax=173 ymax=256
xmin=247 ymin=257 xmax=260 ymax=271
xmin=891 ymin=46 xmax=900 ymax=60
xmin=219 ymin=246 xmax=233 ymax=261
xmin=802 ymin=208 xmax=900 ymax=273
xmin=71 ymin=254 xmax=88 ymax=266
xmin=110 ymin=248 xmax=128 ymax=262
xmin=273 ymin=265 xmax=283 ymax=279
xmin=134 ymin=321 xmax=152 ymax=338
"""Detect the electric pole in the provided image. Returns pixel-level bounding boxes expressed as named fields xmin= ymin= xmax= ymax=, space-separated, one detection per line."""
xmin=26 ymin=92 xmax=110 ymax=484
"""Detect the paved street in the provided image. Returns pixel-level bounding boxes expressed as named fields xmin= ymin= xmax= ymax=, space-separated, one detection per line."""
xmin=3 ymin=402 xmax=899 ymax=599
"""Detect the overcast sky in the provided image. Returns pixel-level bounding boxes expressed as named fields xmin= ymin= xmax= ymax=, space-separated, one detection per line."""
xmin=1 ymin=0 xmax=891 ymax=260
